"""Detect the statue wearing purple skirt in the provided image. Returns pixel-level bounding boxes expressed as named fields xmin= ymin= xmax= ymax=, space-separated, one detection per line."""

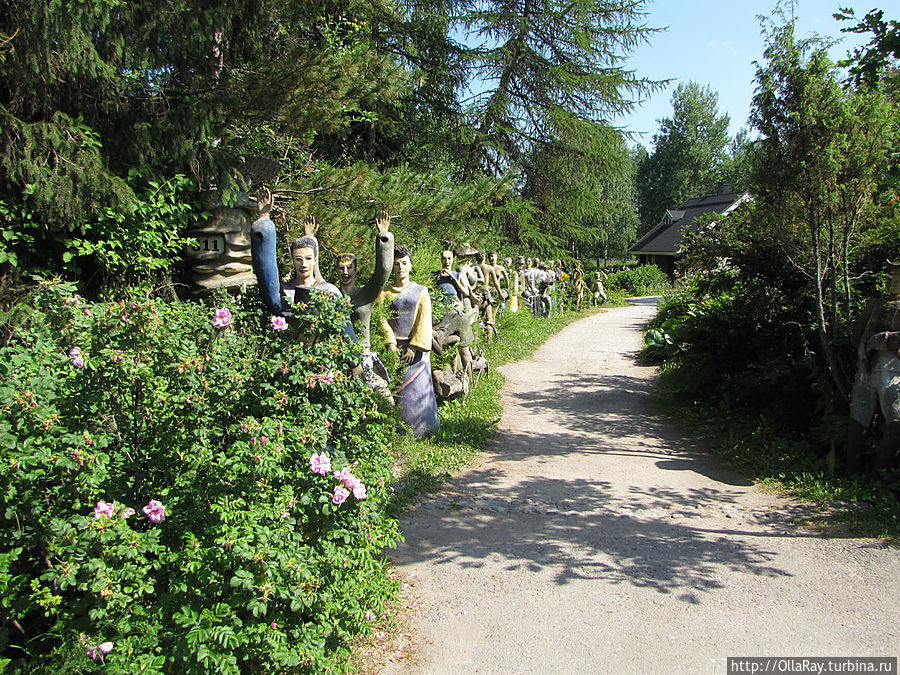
xmin=378 ymin=246 xmax=440 ymax=437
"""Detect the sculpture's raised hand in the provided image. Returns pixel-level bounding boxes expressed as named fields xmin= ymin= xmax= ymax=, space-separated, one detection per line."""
xmin=303 ymin=215 xmax=319 ymax=237
xmin=402 ymin=348 xmax=416 ymax=365
xmin=254 ymin=187 xmax=273 ymax=220
xmin=375 ymin=210 xmax=391 ymax=233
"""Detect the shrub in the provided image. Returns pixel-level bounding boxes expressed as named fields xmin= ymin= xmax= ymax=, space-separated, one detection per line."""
xmin=0 ymin=281 xmax=398 ymax=673
xmin=606 ymin=265 xmax=669 ymax=296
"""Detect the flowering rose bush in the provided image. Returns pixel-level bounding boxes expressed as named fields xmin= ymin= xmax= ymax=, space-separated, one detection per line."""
xmin=0 ymin=281 xmax=398 ymax=673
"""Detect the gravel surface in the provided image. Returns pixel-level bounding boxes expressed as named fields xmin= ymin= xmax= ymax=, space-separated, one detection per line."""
xmin=381 ymin=299 xmax=900 ymax=674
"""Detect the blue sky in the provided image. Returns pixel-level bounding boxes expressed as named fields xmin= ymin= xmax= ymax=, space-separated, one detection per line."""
xmin=618 ymin=0 xmax=872 ymax=147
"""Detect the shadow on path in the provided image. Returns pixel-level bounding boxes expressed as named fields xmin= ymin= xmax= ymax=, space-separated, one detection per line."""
xmin=397 ymin=472 xmax=794 ymax=601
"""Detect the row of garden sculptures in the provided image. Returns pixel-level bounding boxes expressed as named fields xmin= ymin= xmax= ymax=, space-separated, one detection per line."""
xmin=184 ymin=187 xmax=607 ymax=436
xmin=190 ymin=190 xmax=609 ymax=438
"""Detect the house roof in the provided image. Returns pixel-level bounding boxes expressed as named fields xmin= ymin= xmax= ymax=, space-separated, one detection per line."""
xmin=630 ymin=190 xmax=750 ymax=255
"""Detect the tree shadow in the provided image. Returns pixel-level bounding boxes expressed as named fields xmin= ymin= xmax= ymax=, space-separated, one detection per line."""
xmin=496 ymin=373 xmax=753 ymax=487
xmin=392 ymin=473 xmax=794 ymax=600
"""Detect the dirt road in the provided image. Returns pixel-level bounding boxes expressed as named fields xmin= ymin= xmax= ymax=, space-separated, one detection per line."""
xmin=382 ymin=300 xmax=900 ymax=674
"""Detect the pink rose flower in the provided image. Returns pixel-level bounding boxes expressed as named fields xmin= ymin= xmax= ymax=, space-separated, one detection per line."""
xmin=353 ymin=482 xmax=367 ymax=500
xmin=87 ymin=641 xmax=113 ymax=661
xmin=212 ymin=307 xmax=232 ymax=328
xmin=122 ymin=507 xmax=135 ymax=519
xmin=69 ymin=347 xmax=81 ymax=356
xmin=270 ymin=316 xmax=288 ymax=330
xmin=365 ymin=610 xmax=376 ymax=621
xmin=93 ymin=500 xmax=115 ymax=519
xmin=142 ymin=499 xmax=166 ymax=523
xmin=332 ymin=486 xmax=350 ymax=505
xmin=72 ymin=355 xmax=85 ymax=368
xmin=112 ymin=350 xmax=124 ymax=363
xmin=260 ymin=436 xmax=268 ymax=444
xmin=310 ymin=453 xmax=331 ymax=475
xmin=334 ymin=467 xmax=361 ymax=491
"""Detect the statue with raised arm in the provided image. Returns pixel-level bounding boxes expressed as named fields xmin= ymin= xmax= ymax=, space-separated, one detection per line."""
xmin=337 ymin=211 xmax=394 ymax=346
xmin=250 ymin=201 xmax=358 ymax=349
xmin=251 ymin=202 xmax=339 ymax=315
xmin=378 ymin=246 xmax=440 ymax=437
xmin=336 ymin=212 xmax=394 ymax=398
xmin=590 ymin=269 xmax=608 ymax=306
xmin=846 ymin=260 xmax=900 ymax=473
xmin=282 ymin=215 xmax=342 ymax=301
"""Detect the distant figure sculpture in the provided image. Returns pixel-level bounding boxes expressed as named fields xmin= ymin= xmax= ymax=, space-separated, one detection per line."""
xmin=379 ymin=246 xmax=440 ymax=437
xmin=522 ymin=260 xmax=545 ymax=316
xmin=432 ymin=249 xmax=466 ymax=304
xmin=454 ymin=243 xmax=483 ymax=316
xmin=590 ymin=270 xmax=608 ymax=306
xmin=538 ymin=261 xmax=555 ymax=317
xmin=475 ymin=250 xmax=502 ymax=339
xmin=509 ymin=256 xmax=525 ymax=312
xmin=489 ymin=251 xmax=510 ymax=301
xmin=846 ymin=260 xmax=900 ymax=473
xmin=573 ymin=262 xmax=586 ymax=310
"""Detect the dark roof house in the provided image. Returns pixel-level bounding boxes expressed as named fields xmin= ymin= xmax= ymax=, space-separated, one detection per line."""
xmin=630 ymin=184 xmax=750 ymax=276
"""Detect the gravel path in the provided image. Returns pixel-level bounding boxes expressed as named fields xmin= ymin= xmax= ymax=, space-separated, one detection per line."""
xmin=382 ymin=300 xmax=900 ymax=674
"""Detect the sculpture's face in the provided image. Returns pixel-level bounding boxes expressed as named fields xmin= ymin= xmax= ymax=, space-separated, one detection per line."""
xmin=292 ymin=247 xmax=316 ymax=283
xmin=337 ymin=258 xmax=356 ymax=284
xmin=393 ymin=255 xmax=412 ymax=284
xmin=489 ymin=252 xmax=498 ymax=265
xmin=441 ymin=251 xmax=454 ymax=269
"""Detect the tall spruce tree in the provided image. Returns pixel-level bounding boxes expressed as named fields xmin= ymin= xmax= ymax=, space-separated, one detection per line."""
xmin=520 ymin=120 xmax=636 ymax=260
xmin=635 ymin=81 xmax=731 ymax=234
xmin=455 ymin=0 xmax=657 ymax=181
